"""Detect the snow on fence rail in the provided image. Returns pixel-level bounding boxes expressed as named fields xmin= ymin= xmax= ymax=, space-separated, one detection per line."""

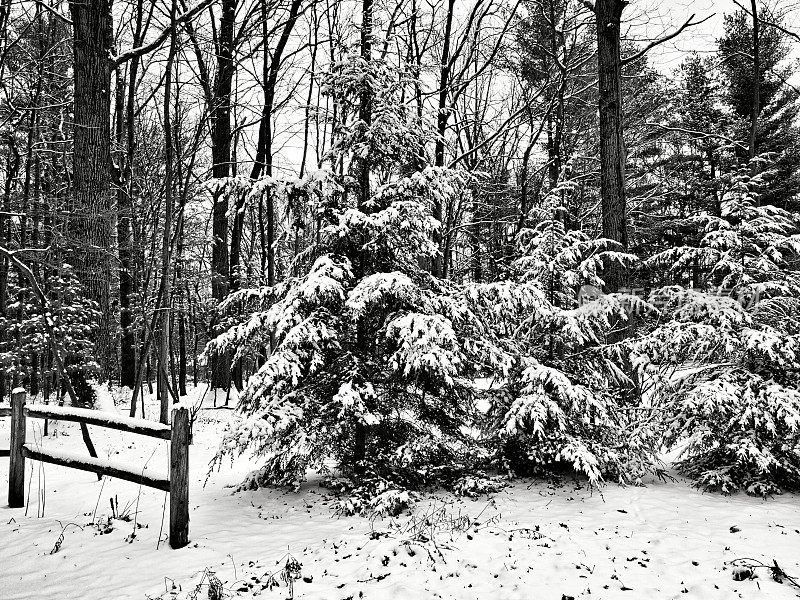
xmin=4 ymin=389 xmax=190 ymax=548
xmin=23 ymin=404 xmax=172 ymax=440
xmin=20 ymin=446 xmax=172 ymax=492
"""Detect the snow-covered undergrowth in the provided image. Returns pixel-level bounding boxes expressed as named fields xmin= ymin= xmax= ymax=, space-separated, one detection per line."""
xmin=1 ymin=389 xmax=799 ymax=600
xmin=637 ymin=168 xmax=800 ymax=495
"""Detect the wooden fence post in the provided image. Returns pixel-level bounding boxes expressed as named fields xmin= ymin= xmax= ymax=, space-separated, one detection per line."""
xmin=169 ymin=406 xmax=189 ymax=548
xmin=8 ymin=388 xmax=26 ymax=508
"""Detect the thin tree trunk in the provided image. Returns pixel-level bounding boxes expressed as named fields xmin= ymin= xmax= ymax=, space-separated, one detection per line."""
xmin=432 ymin=0 xmax=456 ymax=278
xmin=158 ymin=0 xmax=178 ymax=424
xmin=176 ymin=122 xmax=188 ymax=400
xmin=118 ymin=0 xmax=145 ymax=390
xmin=299 ymin=4 xmax=318 ymax=179
xmin=749 ymin=0 xmax=760 ymax=161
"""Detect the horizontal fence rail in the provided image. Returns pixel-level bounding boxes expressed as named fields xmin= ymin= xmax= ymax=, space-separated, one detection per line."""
xmin=21 ymin=445 xmax=171 ymax=492
xmin=4 ymin=389 xmax=190 ymax=548
xmin=23 ymin=404 xmax=172 ymax=440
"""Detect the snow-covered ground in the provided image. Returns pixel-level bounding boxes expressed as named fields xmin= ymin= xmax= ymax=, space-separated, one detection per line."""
xmin=1 ymin=387 xmax=798 ymax=600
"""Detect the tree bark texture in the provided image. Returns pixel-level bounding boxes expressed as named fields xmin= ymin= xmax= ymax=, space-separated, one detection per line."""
xmin=595 ymin=0 xmax=628 ymax=293
xmin=210 ymin=0 xmax=236 ymax=388
xmin=69 ymin=0 xmax=114 ymax=373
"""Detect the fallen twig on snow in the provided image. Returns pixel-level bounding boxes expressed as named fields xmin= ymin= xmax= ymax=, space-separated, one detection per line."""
xmin=728 ymin=558 xmax=800 ymax=588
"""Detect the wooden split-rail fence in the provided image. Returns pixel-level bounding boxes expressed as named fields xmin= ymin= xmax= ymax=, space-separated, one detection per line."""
xmin=1 ymin=389 xmax=190 ymax=548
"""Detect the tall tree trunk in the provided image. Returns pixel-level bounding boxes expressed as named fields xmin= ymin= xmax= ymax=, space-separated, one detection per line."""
xmin=299 ymin=3 xmax=319 ymax=178
xmin=176 ymin=205 xmax=188 ymax=398
xmin=175 ymin=110 xmax=189 ymax=400
xmin=357 ymin=0 xmax=373 ymax=213
xmin=68 ymin=0 xmax=114 ymax=377
xmin=118 ymin=0 xmax=145 ymax=389
xmin=210 ymin=0 xmax=236 ymax=389
xmin=432 ymin=0 xmax=456 ymax=278
xmin=595 ymin=0 xmax=627 ymax=293
xmin=158 ymin=0 xmax=178 ymax=424
xmin=352 ymin=0 xmax=373 ymax=478
xmin=749 ymin=0 xmax=760 ymax=161
xmin=30 ymin=156 xmax=41 ymax=397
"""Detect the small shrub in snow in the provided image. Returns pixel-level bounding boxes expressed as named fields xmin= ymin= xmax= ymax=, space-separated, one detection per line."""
xmin=370 ymin=488 xmax=413 ymax=518
xmin=323 ymin=475 xmax=414 ymax=517
xmin=452 ymin=473 xmax=507 ymax=498
xmin=658 ymin=366 xmax=800 ymax=495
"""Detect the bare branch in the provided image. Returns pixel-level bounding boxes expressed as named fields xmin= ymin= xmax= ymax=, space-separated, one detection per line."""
xmin=112 ymin=0 xmax=214 ymax=68
xmin=449 ymin=84 xmax=550 ymax=169
xmin=36 ymin=0 xmax=72 ymax=25
xmin=621 ymin=14 xmax=714 ymax=66
xmin=731 ymin=0 xmax=800 ymax=44
xmin=646 ymin=122 xmax=748 ymax=151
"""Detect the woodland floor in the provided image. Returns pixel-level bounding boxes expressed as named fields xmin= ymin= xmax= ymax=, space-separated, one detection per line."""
xmin=0 ymin=386 xmax=798 ymax=600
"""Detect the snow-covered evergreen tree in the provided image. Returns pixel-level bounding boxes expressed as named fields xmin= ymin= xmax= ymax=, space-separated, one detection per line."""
xmin=207 ymin=53 xmax=495 ymax=507
xmin=482 ymin=184 xmax=659 ymax=484
xmin=638 ymin=165 xmax=800 ymax=495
